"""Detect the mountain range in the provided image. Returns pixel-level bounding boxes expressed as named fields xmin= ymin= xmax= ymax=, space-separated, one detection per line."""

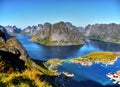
xmin=1 ymin=22 xmax=120 ymax=46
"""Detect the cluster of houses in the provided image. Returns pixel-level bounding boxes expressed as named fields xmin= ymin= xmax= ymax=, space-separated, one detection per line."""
xmin=107 ymin=70 xmax=120 ymax=84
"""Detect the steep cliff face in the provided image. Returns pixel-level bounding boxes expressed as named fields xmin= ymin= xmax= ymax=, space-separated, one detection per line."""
xmin=31 ymin=22 xmax=84 ymax=46
xmin=0 ymin=29 xmax=26 ymax=72
xmin=0 ymin=26 xmax=28 ymax=61
xmin=5 ymin=25 xmax=22 ymax=36
xmin=0 ymin=29 xmax=61 ymax=87
xmin=22 ymin=24 xmax=43 ymax=35
xmin=0 ymin=26 xmax=11 ymax=40
xmin=84 ymin=23 xmax=120 ymax=43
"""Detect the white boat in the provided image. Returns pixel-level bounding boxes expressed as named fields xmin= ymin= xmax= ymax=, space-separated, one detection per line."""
xmin=107 ymin=73 xmax=120 ymax=84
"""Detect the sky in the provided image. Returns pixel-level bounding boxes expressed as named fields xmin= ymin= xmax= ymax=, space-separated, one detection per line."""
xmin=0 ymin=0 xmax=120 ymax=29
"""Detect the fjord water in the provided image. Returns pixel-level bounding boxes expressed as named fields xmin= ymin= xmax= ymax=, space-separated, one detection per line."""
xmin=16 ymin=35 xmax=120 ymax=87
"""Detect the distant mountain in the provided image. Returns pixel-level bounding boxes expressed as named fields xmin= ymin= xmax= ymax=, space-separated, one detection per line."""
xmin=31 ymin=21 xmax=84 ymax=46
xmin=2 ymin=22 xmax=120 ymax=45
xmin=84 ymin=23 xmax=120 ymax=43
xmin=5 ymin=25 xmax=22 ymax=36
xmin=22 ymin=24 xmax=43 ymax=35
xmin=0 ymin=25 xmax=11 ymax=40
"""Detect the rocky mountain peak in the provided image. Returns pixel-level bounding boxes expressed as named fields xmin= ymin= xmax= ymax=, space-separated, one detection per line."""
xmin=43 ymin=22 xmax=52 ymax=29
xmin=0 ymin=30 xmax=28 ymax=72
xmin=4 ymin=25 xmax=21 ymax=36
xmin=84 ymin=23 xmax=120 ymax=43
xmin=31 ymin=22 xmax=84 ymax=46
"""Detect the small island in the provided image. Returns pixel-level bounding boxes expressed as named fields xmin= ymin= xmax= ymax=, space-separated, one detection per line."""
xmin=43 ymin=52 xmax=120 ymax=71
xmin=70 ymin=52 xmax=120 ymax=66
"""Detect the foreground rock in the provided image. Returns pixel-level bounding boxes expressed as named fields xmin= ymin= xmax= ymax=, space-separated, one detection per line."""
xmin=0 ymin=29 xmax=61 ymax=87
xmin=31 ymin=22 xmax=84 ymax=46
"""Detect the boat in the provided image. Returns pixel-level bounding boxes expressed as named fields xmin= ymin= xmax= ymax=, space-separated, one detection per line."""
xmin=106 ymin=73 xmax=120 ymax=84
xmin=62 ymin=72 xmax=74 ymax=77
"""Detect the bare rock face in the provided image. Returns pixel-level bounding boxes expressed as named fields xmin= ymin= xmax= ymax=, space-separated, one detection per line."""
xmin=0 ymin=28 xmax=6 ymax=51
xmin=6 ymin=38 xmax=29 ymax=61
xmin=0 ymin=25 xmax=11 ymax=40
xmin=4 ymin=25 xmax=22 ymax=36
xmin=22 ymin=25 xmax=43 ymax=36
xmin=0 ymin=27 xmax=29 ymax=61
xmin=0 ymin=28 xmax=27 ymax=72
xmin=31 ymin=22 xmax=84 ymax=46
xmin=84 ymin=23 xmax=120 ymax=43
xmin=0 ymin=29 xmax=6 ymax=43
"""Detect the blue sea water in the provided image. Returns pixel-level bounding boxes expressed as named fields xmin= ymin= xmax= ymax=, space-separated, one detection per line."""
xmin=16 ymin=35 xmax=120 ymax=87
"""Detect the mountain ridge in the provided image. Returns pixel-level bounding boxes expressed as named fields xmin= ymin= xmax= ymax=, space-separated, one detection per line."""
xmin=30 ymin=21 xmax=84 ymax=46
xmin=1 ymin=22 xmax=120 ymax=45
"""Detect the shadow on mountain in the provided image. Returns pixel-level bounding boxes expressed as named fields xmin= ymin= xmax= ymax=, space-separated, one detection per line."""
xmin=0 ymin=82 xmax=6 ymax=87
xmin=0 ymin=50 xmax=25 ymax=72
xmin=56 ymin=78 xmax=120 ymax=87
xmin=0 ymin=25 xmax=11 ymax=40
xmin=32 ymin=59 xmax=47 ymax=69
xmin=11 ymin=76 xmax=34 ymax=87
xmin=39 ymin=75 xmax=57 ymax=87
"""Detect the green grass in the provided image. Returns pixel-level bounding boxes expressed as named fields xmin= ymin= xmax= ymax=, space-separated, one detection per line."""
xmin=0 ymin=57 xmax=58 ymax=87
xmin=44 ymin=59 xmax=65 ymax=71
xmin=81 ymin=52 xmax=117 ymax=60
xmin=25 ymin=58 xmax=59 ymax=76
xmin=31 ymin=36 xmax=53 ymax=46
xmin=0 ymin=69 xmax=52 ymax=87
xmin=0 ymin=42 xmax=5 ymax=48
xmin=0 ymin=55 xmax=60 ymax=87
xmin=70 ymin=52 xmax=119 ymax=65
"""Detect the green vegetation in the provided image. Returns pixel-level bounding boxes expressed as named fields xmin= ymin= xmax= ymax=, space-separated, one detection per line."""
xmin=0 ymin=55 xmax=60 ymax=87
xmin=31 ymin=36 xmax=53 ymax=46
xmin=70 ymin=52 xmax=120 ymax=65
xmin=0 ymin=42 xmax=5 ymax=48
xmin=81 ymin=52 xmax=117 ymax=60
xmin=25 ymin=58 xmax=60 ymax=76
xmin=0 ymin=57 xmax=60 ymax=87
xmin=0 ymin=69 xmax=52 ymax=87
xmin=87 ymin=34 xmax=120 ymax=44
xmin=44 ymin=59 xmax=65 ymax=71
xmin=87 ymin=34 xmax=106 ymax=41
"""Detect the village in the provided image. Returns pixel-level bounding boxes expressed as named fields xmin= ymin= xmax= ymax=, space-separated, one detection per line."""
xmin=107 ymin=70 xmax=120 ymax=84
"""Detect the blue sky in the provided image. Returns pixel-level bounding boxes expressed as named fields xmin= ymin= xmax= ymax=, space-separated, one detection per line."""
xmin=0 ymin=0 xmax=120 ymax=28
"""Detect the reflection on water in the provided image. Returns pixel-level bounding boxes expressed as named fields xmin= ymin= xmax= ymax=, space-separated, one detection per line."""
xmin=84 ymin=39 xmax=120 ymax=52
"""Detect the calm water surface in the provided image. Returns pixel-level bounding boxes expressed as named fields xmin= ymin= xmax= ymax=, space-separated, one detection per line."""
xmin=16 ymin=35 xmax=120 ymax=87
